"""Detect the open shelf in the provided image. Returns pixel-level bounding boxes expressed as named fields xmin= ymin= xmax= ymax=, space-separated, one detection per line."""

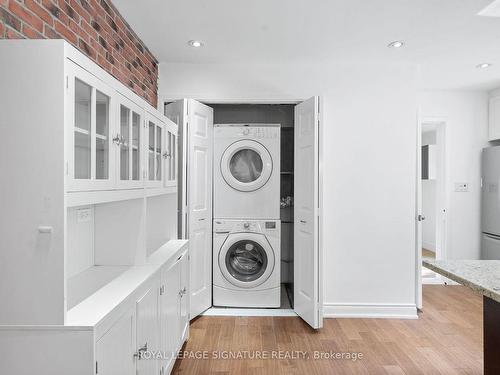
xmin=75 ymin=126 xmax=90 ymax=135
xmin=95 ymin=133 xmax=107 ymax=141
xmin=66 ymin=265 xmax=131 ymax=310
xmin=66 ymin=187 xmax=176 ymax=207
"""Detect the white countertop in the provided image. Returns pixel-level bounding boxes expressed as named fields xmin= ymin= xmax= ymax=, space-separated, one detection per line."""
xmin=423 ymin=259 xmax=500 ymax=303
xmin=66 ymin=240 xmax=188 ymax=327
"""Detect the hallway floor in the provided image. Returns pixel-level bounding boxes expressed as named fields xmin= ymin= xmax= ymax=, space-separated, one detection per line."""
xmin=173 ymin=285 xmax=482 ymax=374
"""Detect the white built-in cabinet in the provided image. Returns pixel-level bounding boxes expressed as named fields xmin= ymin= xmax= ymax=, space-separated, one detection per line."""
xmin=65 ymin=46 xmax=177 ymax=195
xmin=489 ymin=95 xmax=500 ymax=141
xmin=0 ymin=40 xmax=186 ymax=375
xmin=94 ymin=249 xmax=189 ymax=375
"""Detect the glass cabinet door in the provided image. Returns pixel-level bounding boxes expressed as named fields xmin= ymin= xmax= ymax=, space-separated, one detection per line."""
xmin=117 ymin=97 xmax=143 ymax=187
xmin=146 ymin=114 xmax=165 ymax=187
xmin=119 ymin=105 xmax=130 ymax=181
xmin=74 ymin=79 xmax=92 ymax=180
xmin=95 ymin=91 xmax=110 ymax=180
xmin=132 ymin=112 xmax=141 ymax=181
xmin=164 ymin=123 xmax=177 ymax=187
xmin=69 ymin=62 xmax=114 ymax=191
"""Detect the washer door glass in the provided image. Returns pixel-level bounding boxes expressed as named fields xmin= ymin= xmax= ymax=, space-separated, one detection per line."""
xmin=225 ymin=240 xmax=268 ymax=283
xmin=229 ymin=149 xmax=263 ymax=183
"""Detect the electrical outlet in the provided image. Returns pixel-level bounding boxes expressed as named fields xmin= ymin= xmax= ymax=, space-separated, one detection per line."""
xmin=76 ymin=208 xmax=92 ymax=223
xmin=454 ymin=182 xmax=469 ymax=192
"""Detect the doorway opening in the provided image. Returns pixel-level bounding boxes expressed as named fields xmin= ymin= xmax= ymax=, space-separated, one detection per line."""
xmin=418 ymin=119 xmax=448 ymax=287
xmin=211 ymin=104 xmax=295 ymax=311
xmin=165 ymin=97 xmax=322 ymax=328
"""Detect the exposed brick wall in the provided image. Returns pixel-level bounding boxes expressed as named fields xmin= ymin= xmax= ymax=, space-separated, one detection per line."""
xmin=0 ymin=0 xmax=158 ymax=107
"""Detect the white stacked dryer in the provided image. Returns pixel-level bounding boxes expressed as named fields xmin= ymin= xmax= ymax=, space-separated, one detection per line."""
xmin=214 ymin=124 xmax=280 ymax=219
xmin=213 ymin=124 xmax=281 ymax=307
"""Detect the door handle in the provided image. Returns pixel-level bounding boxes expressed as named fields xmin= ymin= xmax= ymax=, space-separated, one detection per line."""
xmin=417 ymin=215 xmax=426 ymax=222
xmin=300 ymin=220 xmax=307 ymax=224
xmin=199 ymin=218 xmax=206 ymax=221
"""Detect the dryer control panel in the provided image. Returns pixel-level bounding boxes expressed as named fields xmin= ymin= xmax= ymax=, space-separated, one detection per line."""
xmin=240 ymin=127 xmax=278 ymax=139
xmin=214 ymin=124 xmax=279 ymax=139
xmin=214 ymin=219 xmax=280 ymax=234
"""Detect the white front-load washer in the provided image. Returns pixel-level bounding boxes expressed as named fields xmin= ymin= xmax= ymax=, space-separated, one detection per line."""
xmin=213 ymin=124 xmax=280 ymax=219
xmin=213 ymin=219 xmax=280 ymax=308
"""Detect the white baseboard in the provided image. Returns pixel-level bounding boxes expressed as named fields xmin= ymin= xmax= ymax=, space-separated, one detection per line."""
xmin=202 ymin=307 xmax=297 ymax=317
xmin=202 ymin=305 xmax=419 ymax=319
xmin=323 ymin=303 xmax=418 ymax=319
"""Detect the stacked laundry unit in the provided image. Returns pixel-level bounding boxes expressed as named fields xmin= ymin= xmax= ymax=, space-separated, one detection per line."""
xmin=212 ymin=124 xmax=281 ymax=307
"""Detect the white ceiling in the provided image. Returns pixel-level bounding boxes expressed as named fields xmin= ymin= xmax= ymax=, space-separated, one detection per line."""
xmin=113 ymin=0 xmax=500 ymax=90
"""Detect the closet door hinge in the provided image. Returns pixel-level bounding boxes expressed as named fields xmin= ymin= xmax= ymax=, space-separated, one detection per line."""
xmin=95 ymin=361 xmax=98 ymax=374
xmin=66 ymin=76 xmax=69 ymax=90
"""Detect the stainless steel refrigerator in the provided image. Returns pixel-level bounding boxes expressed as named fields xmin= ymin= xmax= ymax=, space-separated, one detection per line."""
xmin=482 ymin=146 xmax=500 ymax=259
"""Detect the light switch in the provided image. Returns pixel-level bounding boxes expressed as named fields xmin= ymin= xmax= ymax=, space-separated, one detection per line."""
xmin=455 ymin=183 xmax=469 ymax=192
xmin=76 ymin=208 xmax=92 ymax=223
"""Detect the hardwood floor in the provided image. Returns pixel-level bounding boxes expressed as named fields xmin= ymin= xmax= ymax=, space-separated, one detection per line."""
xmin=172 ymin=285 xmax=483 ymax=374
xmin=422 ymin=248 xmax=436 ymax=259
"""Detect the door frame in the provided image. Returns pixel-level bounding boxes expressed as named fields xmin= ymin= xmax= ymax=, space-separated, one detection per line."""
xmin=416 ymin=116 xmax=449 ymax=307
xmin=162 ymin=96 xmax=323 ymax=321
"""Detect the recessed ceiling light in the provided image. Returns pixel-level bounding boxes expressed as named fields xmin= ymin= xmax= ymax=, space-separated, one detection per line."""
xmin=387 ymin=40 xmax=404 ymax=48
xmin=476 ymin=63 xmax=492 ymax=69
xmin=188 ymin=40 xmax=203 ymax=48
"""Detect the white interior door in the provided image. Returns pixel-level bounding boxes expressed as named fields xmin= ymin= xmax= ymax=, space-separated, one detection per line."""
xmin=294 ymin=96 xmax=322 ymax=329
xmin=165 ymin=100 xmax=188 ymax=239
xmin=187 ymin=99 xmax=213 ymax=318
xmin=166 ymin=99 xmax=213 ymax=319
xmin=416 ymin=116 xmax=423 ymax=309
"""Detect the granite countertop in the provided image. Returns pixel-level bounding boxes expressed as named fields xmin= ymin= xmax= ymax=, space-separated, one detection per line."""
xmin=423 ymin=259 xmax=500 ymax=303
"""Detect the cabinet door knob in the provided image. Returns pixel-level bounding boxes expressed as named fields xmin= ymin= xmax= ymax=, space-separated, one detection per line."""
xmin=112 ymin=134 xmax=121 ymax=145
xmin=133 ymin=343 xmax=148 ymax=359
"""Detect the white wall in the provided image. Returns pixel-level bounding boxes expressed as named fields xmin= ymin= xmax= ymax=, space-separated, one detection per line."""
xmin=418 ymin=91 xmax=489 ymax=260
xmin=159 ymin=62 xmax=419 ymax=317
xmin=422 ymin=130 xmax=437 ymax=251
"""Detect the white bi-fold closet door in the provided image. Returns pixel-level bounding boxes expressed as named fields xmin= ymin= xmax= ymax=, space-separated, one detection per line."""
xmin=294 ymin=96 xmax=322 ymax=329
xmin=165 ymin=99 xmax=213 ymax=319
xmin=166 ymin=97 xmax=322 ymax=329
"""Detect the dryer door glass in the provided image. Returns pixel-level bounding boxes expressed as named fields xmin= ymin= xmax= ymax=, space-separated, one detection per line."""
xmin=225 ymin=240 xmax=268 ymax=283
xmin=221 ymin=140 xmax=273 ymax=192
xmin=229 ymin=149 xmax=263 ymax=183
